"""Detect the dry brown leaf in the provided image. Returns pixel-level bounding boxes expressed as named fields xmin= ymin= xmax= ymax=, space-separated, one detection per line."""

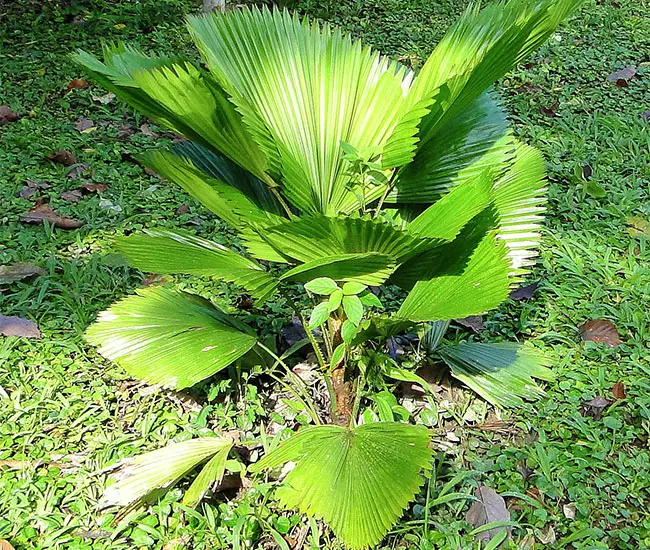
xmin=67 ymin=78 xmax=89 ymax=90
xmin=47 ymin=149 xmax=77 ymax=166
xmin=74 ymin=117 xmax=95 ymax=133
xmin=66 ymin=163 xmax=92 ymax=180
xmin=0 ymin=106 xmax=20 ymax=125
xmin=641 ymin=111 xmax=650 ymax=121
xmin=81 ymin=182 xmax=108 ymax=193
xmin=582 ymin=395 xmax=611 ymax=420
xmin=612 ymin=381 xmax=626 ymax=400
xmin=607 ymin=66 xmax=636 ymax=87
xmin=18 ymin=179 xmax=51 ymax=199
xmin=175 ymin=204 xmax=190 ymax=215
xmin=0 ymin=263 xmax=46 ymax=283
xmin=509 ymin=281 xmax=539 ymax=301
xmin=140 ymin=122 xmax=158 ymax=138
xmin=0 ymin=315 xmax=41 ymax=338
xmin=456 ymin=315 xmax=485 ymax=333
xmin=580 ymin=319 xmax=621 ymax=347
xmin=20 ymin=204 xmax=83 ymax=229
xmin=61 ymin=189 xmax=83 ymax=202
xmin=466 ymin=486 xmax=511 ymax=544
xmin=0 ymin=539 xmax=16 ymax=550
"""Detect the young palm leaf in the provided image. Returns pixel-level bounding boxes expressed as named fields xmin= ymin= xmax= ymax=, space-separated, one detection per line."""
xmin=86 ymin=287 xmax=257 ymax=389
xmin=101 ymin=437 xmax=233 ymax=508
xmin=250 ymin=423 xmax=433 ymax=549
xmin=438 ymin=342 xmax=554 ymax=407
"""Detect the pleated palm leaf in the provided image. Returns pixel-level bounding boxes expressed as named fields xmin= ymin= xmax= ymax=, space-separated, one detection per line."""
xmin=76 ymin=1 xmax=582 ymax=547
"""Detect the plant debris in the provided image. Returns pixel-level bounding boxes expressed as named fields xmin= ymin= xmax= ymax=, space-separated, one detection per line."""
xmin=0 ymin=263 xmax=46 ymax=283
xmin=612 ymin=381 xmax=626 ymax=400
xmin=582 ymin=396 xmax=611 ymax=420
xmin=47 ymin=149 xmax=77 ymax=166
xmin=0 ymin=315 xmax=41 ymax=338
xmin=607 ymin=66 xmax=636 ymax=87
xmin=466 ymin=486 xmax=511 ymax=543
xmin=509 ymin=281 xmax=539 ymax=301
xmin=20 ymin=204 xmax=83 ymax=229
xmin=456 ymin=315 xmax=485 ymax=333
xmin=580 ymin=319 xmax=621 ymax=347
xmin=0 ymin=106 xmax=20 ymax=125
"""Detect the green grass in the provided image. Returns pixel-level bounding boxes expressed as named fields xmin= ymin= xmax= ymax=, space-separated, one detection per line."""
xmin=1 ymin=0 xmax=649 ymax=548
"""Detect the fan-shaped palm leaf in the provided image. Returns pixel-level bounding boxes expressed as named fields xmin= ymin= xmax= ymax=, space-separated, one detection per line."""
xmin=250 ymin=422 xmax=433 ymax=549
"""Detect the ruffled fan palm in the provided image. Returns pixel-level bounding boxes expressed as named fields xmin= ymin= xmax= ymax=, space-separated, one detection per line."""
xmin=76 ymin=1 xmax=581 ymax=547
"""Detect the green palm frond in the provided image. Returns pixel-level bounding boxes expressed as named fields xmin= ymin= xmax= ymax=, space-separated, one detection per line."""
xmin=250 ymin=422 xmax=433 ymax=549
xmin=85 ymin=287 xmax=257 ymax=389
xmin=438 ymin=342 xmax=554 ymax=407
xmin=189 ymin=7 xmax=410 ymax=215
xmin=114 ymin=229 xmax=278 ymax=300
xmin=101 ymin=437 xmax=233 ymax=508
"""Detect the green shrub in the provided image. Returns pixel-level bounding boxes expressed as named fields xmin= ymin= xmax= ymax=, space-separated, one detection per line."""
xmin=75 ymin=1 xmax=582 ymax=547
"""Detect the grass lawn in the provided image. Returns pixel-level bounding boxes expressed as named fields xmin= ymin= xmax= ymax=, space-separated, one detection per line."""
xmin=1 ymin=0 xmax=649 ymax=548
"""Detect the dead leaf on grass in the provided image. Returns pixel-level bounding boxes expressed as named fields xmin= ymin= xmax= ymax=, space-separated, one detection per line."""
xmin=61 ymin=189 xmax=83 ymax=202
xmin=66 ymin=163 xmax=92 ymax=180
xmin=67 ymin=78 xmax=89 ymax=90
xmin=580 ymin=319 xmax=621 ymax=347
xmin=81 ymin=182 xmax=108 ymax=193
xmin=140 ymin=122 xmax=158 ymax=138
xmin=466 ymin=486 xmax=511 ymax=544
xmin=18 ymin=179 xmax=51 ymax=199
xmin=612 ymin=381 xmax=626 ymax=400
xmin=175 ymin=204 xmax=190 ymax=215
xmin=92 ymin=92 xmax=115 ymax=104
xmin=74 ymin=117 xmax=95 ymax=133
xmin=456 ymin=315 xmax=485 ymax=333
xmin=0 ymin=315 xmax=41 ymax=338
xmin=641 ymin=111 xmax=650 ymax=122
xmin=47 ymin=149 xmax=77 ymax=166
xmin=582 ymin=395 xmax=611 ymax=420
xmin=607 ymin=66 xmax=636 ymax=87
xmin=0 ymin=106 xmax=20 ymax=125
xmin=509 ymin=281 xmax=539 ymax=301
xmin=20 ymin=204 xmax=83 ymax=229
xmin=0 ymin=263 xmax=46 ymax=283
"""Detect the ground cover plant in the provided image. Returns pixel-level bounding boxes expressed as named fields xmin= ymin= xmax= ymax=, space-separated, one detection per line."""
xmin=1 ymin=0 xmax=649 ymax=549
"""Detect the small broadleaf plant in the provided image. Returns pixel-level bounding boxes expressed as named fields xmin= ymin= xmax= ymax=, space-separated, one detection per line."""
xmin=76 ymin=1 xmax=582 ymax=547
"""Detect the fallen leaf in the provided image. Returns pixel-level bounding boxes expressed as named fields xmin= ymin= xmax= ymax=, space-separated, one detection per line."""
xmin=81 ymin=182 xmax=108 ymax=193
xmin=116 ymin=123 xmax=136 ymax=139
xmin=582 ymin=395 xmax=611 ymax=420
xmin=580 ymin=319 xmax=621 ymax=347
xmin=61 ymin=189 xmax=83 ymax=202
xmin=626 ymin=216 xmax=650 ymax=237
xmin=144 ymin=166 xmax=161 ymax=178
xmin=0 ymin=106 xmax=20 ymax=125
xmin=581 ymin=164 xmax=593 ymax=180
xmin=611 ymin=0 xmax=621 ymax=6
xmin=612 ymin=381 xmax=626 ymax=400
xmin=98 ymin=198 xmax=122 ymax=213
xmin=140 ymin=122 xmax=158 ymax=138
xmin=540 ymin=101 xmax=559 ymax=117
xmin=66 ymin=163 xmax=92 ymax=180
xmin=607 ymin=66 xmax=636 ymax=87
xmin=562 ymin=503 xmax=576 ymax=519
xmin=20 ymin=204 xmax=83 ymax=229
xmin=67 ymin=78 xmax=88 ymax=90
xmin=0 ymin=539 xmax=16 ymax=550
xmin=538 ymin=525 xmax=556 ymax=545
xmin=175 ymin=204 xmax=190 ymax=215
xmin=641 ymin=111 xmax=650 ymax=121
xmin=141 ymin=273 xmax=170 ymax=287
xmin=0 ymin=315 xmax=40 ymax=338
xmin=47 ymin=149 xmax=77 ymax=166
xmin=0 ymin=263 xmax=46 ymax=283
xmin=92 ymin=92 xmax=115 ymax=104
xmin=456 ymin=315 xmax=485 ymax=333
xmin=18 ymin=179 xmax=50 ymax=199
xmin=74 ymin=117 xmax=95 ymax=133
xmin=466 ymin=486 xmax=511 ymax=543
xmin=509 ymin=281 xmax=539 ymax=301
